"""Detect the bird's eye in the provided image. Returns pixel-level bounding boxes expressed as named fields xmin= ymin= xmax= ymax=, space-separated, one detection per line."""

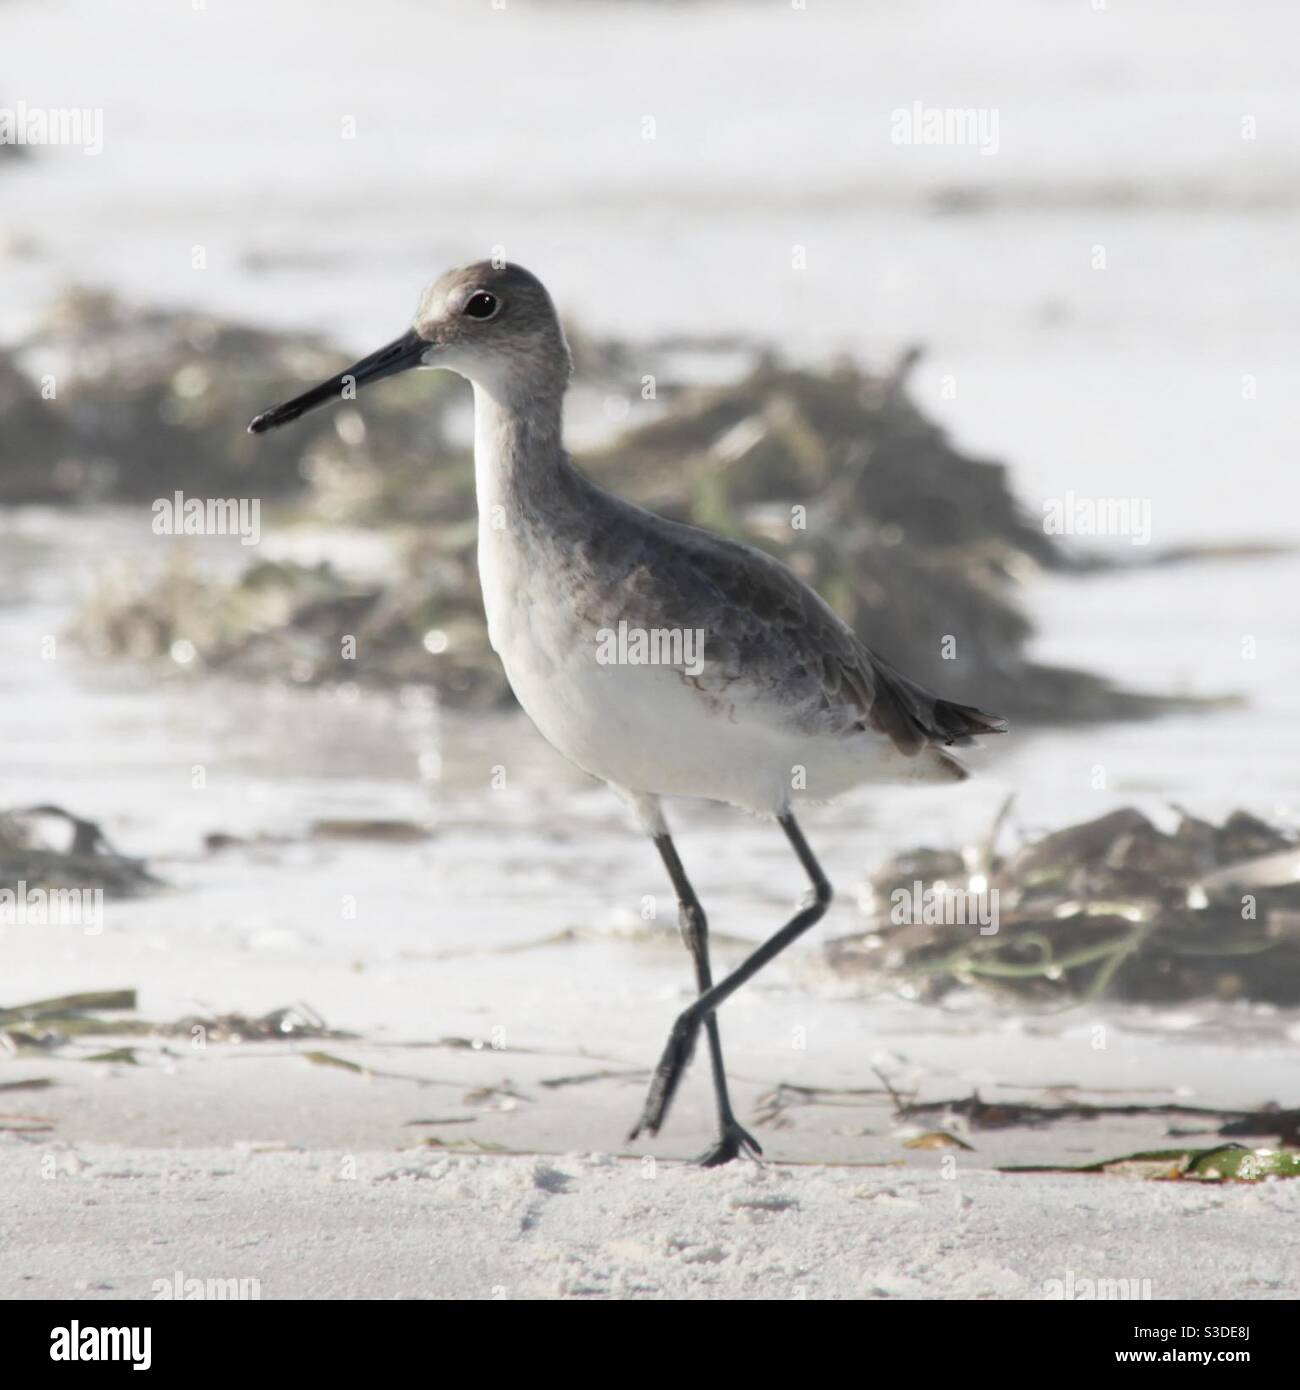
xmin=463 ymin=291 xmax=499 ymax=320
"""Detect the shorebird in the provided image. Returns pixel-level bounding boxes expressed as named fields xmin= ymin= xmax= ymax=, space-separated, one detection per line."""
xmin=249 ymin=260 xmax=1007 ymax=1166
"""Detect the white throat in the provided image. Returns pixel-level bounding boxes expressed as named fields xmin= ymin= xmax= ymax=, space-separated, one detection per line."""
xmin=470 ymin=378 xmax=566 ymax=524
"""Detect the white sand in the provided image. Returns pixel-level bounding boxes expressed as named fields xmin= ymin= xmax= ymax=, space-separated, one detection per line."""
xmin=4 ymin=737 xmax=1299 ymax=1302
xmin=4 ymin=0 xmax=1300 ymax=1308
xmin=4 ymin=1144 xmax=1299 ymax=1301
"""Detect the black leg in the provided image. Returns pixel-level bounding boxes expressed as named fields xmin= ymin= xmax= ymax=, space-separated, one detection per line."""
xmin=652 ymin=833 xmax=762 ymax=1167
xmin=630 ymin=813 xmax=832 ymax=1147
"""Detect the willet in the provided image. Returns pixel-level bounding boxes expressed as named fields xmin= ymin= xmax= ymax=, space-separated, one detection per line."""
xmin=249 ymin=260 xmax=1007 ymax=1165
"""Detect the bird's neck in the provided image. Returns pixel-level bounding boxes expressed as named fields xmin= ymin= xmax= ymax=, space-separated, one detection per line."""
xmin=471 ymin=380 xmax=573 ymax=527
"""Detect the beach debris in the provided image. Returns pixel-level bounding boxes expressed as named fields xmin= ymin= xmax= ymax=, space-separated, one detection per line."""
xmin=462 ymin=1083 xmax=528 ymax=1109
xmin=309 ymin=818 xmax=434 ymax=843
xmin=158 ymin=1003 xmax=354 ymax=1044
xmin=903 ymin=1130 xmax=974 ymax=1151
xmin=0 ymin=1114 xmax=55 ymax=1133
xmin=298 ymin=1051 xmax=473 ymax=1086
xmin=752 ymin=1081 xmax=893 ymax=1130
xmin=0 ymin=350 xmax=69 ymax=498
xmin=422 ymin=1136 xmax=510 ymax=1152
xmin=749 ymin=1075 xmax=1300 ymax=1158
xmin=83 ymin=1046 xmax=139 ymax=1065
xmin=881 ymin=1087 xmax=1300 ymax=1147
xmin=405 ymin=1035 xmax=547 ymax=1055
xmin=827 ymin=804 xmax=1300 ymax=1004
xmin=1006 ymin=1145 xmax=1300 ymax=1182
xmin=0 ymin=805 xmax=156 ymax=894
xmin=0 ymin=990 xmax=145 ymax=1051
xmin=302 ymin=1050 xmax=370 ymax=1075
xmin=1217 ymin=1105 xmax=1300 ymax=1145
xmin=539 ymin=1067 xmax=649 ymax=1090
xmin=0 ymin=989 xmax=137 ymax=1023
xmin=70 ymin=550 xmax=505 ymax=702
xmin=0 ymin=993 xmax=362 ymax=1053
xmin=584 ymin=354 xmax=1059 ymax=563
xmin=4 ymin=288 xmax=451 ymax=506
xmin=203 ymin=829 xmax=293 ymax=852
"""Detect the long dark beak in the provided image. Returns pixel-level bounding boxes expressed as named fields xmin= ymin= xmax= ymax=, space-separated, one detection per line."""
xmin=247 ymin=327 xmax=430 ymax=434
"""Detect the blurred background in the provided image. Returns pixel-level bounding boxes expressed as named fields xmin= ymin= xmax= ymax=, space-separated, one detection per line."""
xmin=2 ymin=0 xmax=1298 ymax=1165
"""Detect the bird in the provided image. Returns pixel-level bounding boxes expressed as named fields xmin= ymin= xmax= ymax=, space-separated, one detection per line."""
xmin=249 ymin=259 xmax=1008 ymax=1166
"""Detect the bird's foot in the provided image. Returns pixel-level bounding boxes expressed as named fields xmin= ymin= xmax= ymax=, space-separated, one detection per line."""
xmin=628 ymin=1009 xmax=701 ymax=1141
xmin=696 ymin=1118 xmax=763 ymax=1168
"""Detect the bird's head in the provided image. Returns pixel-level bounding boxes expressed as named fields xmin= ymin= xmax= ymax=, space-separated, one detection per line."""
xmin=248 ymin=259 xmax=571 ymax=435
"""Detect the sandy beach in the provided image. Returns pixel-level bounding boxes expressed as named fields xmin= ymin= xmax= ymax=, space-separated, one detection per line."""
xmin=7 ymin=1145 xmax=1300 ymax=1301
xmin=4 ymin=0 xmax=1299 ymax=1304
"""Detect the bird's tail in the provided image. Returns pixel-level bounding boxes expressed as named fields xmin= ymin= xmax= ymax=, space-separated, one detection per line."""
xmin=931 ymin=698 xmax=1010 ymax=746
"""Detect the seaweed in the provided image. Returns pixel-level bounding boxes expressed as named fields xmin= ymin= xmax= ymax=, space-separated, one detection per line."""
xmin=1006 ymin=1145 xmax=1300 ymax=1182
xmin=0 ymin=805 xmax=156 ymax=894
xmin=0 ymin=994 xmax=355 ymax=1051
xmin=158 ymin=1004 xmax=355 ymax=1044
xmin=827 ymin=804 xmax=1300 ymax=1004
xmin=0 ymin=989 xmax=145 ymax=1051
